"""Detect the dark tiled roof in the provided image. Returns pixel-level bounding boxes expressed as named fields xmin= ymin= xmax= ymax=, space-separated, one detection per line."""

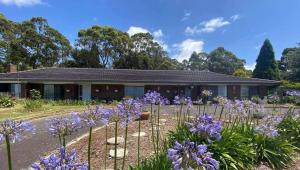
xmin=0 ymin=68 xmax=280 ymax=85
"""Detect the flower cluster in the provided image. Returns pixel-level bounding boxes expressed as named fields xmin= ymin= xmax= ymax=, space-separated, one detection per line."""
xmin=80 ymin=106 xmax=112 ymax=127
xmin=267 ymin=94 xmax=280 ymax=104
xmin=46 ymin=113 xmax=82 ymax=137
xmin=188 ymin=114 xmax=222 ymax=141
xmin=173 ymin=95 xmax=181 ymax=105
xmin=113 ymin=98 xmax=142 ymax=127
xmin=213 ymin=96 xmax=229 ymax=107
xmin=286 ymin=90 xmax=300 ymax=98
xmin=31 ymin=147 xmax=88 ymax=170
xmin=202 ymin=90 xmax=212 ymax=97
xmin=143 ymin=91 xmax=162 ymax=104
xmin=255 ymin=115 xmax=281 ymax=138
xmin=224 ymin=99 xmax=264 ymax=116
xmin=185 ymin=97 xmax=193 ymax=108
xmin=167 ymin=140 xmax=219 ymax=170
xmin=0 ymin=119 xmax=35 ymax=143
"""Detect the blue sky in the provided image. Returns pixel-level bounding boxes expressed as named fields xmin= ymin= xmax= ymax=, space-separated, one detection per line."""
xmin=1 ymin=0 xmax=300 ymax=70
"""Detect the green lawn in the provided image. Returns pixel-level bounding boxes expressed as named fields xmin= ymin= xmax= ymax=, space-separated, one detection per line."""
xmin=0 ymin=103 xmax=89 ymax=121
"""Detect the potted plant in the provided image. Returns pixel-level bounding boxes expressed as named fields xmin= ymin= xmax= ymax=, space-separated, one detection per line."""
xmin=140 ymin=108 xmax=150 ymax=120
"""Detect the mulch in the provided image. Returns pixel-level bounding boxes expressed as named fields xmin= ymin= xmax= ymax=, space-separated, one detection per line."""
xmin=69 ymin=114 xmax=177 ymax=169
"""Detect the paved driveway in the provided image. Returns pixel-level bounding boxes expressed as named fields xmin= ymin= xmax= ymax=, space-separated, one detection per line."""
xmin=0 ymin=105 xmax=299 ymax=170
xmin=0 ymin=115 xmax=102 ymax=170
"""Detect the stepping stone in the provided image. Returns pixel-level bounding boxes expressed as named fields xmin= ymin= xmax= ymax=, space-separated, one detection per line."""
xmin=132 ymin=132 xmax=147 ymax=137
xmin=109 ymin=148 xmax=128 ymax=159
xmin=107 ymin=137 xmax=124 ymax=145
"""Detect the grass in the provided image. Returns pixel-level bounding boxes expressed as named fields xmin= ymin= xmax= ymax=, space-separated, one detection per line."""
xmin=0 ymin=103 xmax=89 ymax=121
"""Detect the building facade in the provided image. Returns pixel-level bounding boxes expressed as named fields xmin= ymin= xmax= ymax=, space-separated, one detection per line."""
xmin=0 ymin=67 xmax=280 ymax=101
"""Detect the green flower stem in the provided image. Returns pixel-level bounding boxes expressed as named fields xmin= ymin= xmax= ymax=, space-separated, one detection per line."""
xmin=150 ymin=104 xmax=156 ymax=154
xmin=104 ymin=125 xmax=108 ymax=170
xmin=88 ymin=127 xmax=93 ymax=170
xmin=218 ymin=107 xmax=224 ymax=121
xmin=5 ymin=135 xmax=12 ymax=170
xmin=179 ymin=104 xmax=183 ymax=124
xmin=156 ymin=104 xmax=160 ymax=154
xmin=213 ymin=105 xmax=218 ymax=116
xmin=114 ymin=121 xmax=118 ymax=170
xmin=62 ymin=136 xmax=66 ymax=148
xmin=121 ymin=122 xmax=129 ymax=170
xmin=137 ymin=119 xmax=141 ymax=166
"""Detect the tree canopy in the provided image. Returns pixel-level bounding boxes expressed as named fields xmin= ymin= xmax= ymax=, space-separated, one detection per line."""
xmin=279 ymin=46 xmax=300 ymax=82
xmin=253 ymin=39 xmax=280 ymax=80
xmin=184 ymin=47 xmax=245 ymax=75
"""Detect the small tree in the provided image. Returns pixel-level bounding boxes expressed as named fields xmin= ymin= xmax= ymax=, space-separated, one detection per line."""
xmin=253 ymin=39 xmax=280 ymax=80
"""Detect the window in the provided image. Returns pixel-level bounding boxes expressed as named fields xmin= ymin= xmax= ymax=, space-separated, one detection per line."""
xmin=44 ymin=84 xmax=54 ymax=99
xmin=218 ymin=85 xmax=227 ymax=97
xmin=241 ymin=86 xmax=249 ymax=99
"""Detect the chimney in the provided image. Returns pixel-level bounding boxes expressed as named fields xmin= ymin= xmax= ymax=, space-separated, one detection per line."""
xmin=7 ymin=64 xmax=17 ymax=73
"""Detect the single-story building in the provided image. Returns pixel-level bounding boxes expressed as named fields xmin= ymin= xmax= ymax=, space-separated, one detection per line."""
xmin=0 ymin=65 xmax=280 ymax=101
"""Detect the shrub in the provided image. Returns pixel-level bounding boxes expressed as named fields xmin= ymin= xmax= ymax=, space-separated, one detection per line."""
xmin=24 ymin=99 xmax=42 ymax=111
xmin=0 ymin=95 xmax=15 ymax=108
xmin=280 ymin=96 xmax=300 ymax=106
xmin=254 ymin=134 xmax=295 ymax=169
xmin=277 ymin=114 xmax=300 ymax=148
xmin=29 ymin=89 xmax=41 ymax=100
xmin=167 ymin=123 xmax=256 ymax=170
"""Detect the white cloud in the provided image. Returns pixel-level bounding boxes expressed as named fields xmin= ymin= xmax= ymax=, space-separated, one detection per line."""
xmin=181 ymin=11 xmax=191 ymax=21
xmin=245 ymin=63 xmax=256 ymax=71
xmin=127 ymin=26 xmax=168 ymax=51
xmin=185 ymin=17 xmax=230 ymax=35
xmin=0 ymin=0 xmax=43 ymax=7
xmin=172 ymin=39 xmax=204 ymax=62
xmin=230 ymin=14 xmax=240 ymax=21
xmin=127 ymin=26 xmax=149 ymax=36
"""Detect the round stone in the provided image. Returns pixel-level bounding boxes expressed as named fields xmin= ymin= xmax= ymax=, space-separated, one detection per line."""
xmin=132 ymin=132 xmax=147 ymax=137
xmin=107 ymin=137 xmax=124 ymax=145
xmin=109 ymin=148 xmax=128 ymax=159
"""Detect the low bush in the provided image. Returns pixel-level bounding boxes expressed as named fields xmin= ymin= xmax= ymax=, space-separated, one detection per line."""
xmin=277 ymin=114 xmax=300 ymax=148
xmin=29 ymin=89 xmax=42 ymax=100
xmin=0 ymin=95 xmax=15 ymax=108
xmin=280 ymin=96 xmax=300 ymax=106
xmin=23 ymin=99 xmax=42 ymax=111
xmin=129 ymin=151 xmax=172 ymax=170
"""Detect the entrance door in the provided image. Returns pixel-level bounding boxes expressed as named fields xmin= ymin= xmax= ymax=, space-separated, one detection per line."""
xmin=125 ymin=86 xmax=144 ymax=98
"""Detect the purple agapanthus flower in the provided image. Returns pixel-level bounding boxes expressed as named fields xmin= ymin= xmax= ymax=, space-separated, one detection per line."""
xmin=0 ymin=119 xmax=35 ymax=143
xmin=286 ymin=90 xmax=300 ymax=98
xmin=174 ymin=95 xmax=180 ymax=105
xmin=167 ymin=140 xmax=219 ymax=170
xmin=255 ymin=124 xmax=278 ymax=138
xmin=188 ymin=114 xmax=222 ymax=141
xmin=31 ymin=147 xmax=88 ymax=170
xmin=214 ymin=96 xmax=228 ymax=107
xmin=80 ymin=106 xmax=113 ymax=127
xmin=185 ymin=97 xmax=193 ymax=108
xmin=255 ymin=115 xmax=281 ymax=138
xmin=113 ymin=99 xmax=142 ymax=127
xmin=46 ymin=113 xmax=82 ymax=137
xmin=143 ymin=91 xmax=169 ymax=105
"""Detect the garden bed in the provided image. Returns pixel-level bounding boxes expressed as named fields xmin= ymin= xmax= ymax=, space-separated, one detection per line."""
xmin=69 ymin=114 xmax=176 ymax=169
